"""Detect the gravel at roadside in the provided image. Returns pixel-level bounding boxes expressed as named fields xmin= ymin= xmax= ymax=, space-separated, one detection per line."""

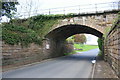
xmin=93 ymin=59 xmax=119 ymax=79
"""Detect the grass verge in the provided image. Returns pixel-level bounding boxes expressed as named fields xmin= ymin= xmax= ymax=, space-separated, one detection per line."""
xmin=74 ymin=44 xmax=98 ymax=52
xmin=64 ymin=51 xmax=76 ymax=56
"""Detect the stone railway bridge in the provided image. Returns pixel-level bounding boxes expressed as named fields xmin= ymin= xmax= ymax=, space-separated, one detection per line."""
xmin=45 ymin=10 xmax=118 ymax=55
xmin=44 ymin=10 xmax=120 ymax=77
xmin=2 ymin=10 xmax=120 ymax=77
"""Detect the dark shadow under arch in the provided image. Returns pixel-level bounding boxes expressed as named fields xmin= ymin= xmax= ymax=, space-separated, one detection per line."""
xmin=45 ymin=24 xmax=103 ymax=40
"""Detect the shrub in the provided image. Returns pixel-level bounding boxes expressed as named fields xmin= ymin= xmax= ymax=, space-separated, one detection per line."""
xmin=97 ymin=38 xmax=103 ymax=51
xmin=2 ymin=30 xmax=20 ymax=45
xmin=2 ymin=14 xmax=76 ymax=46
xmin=2 ymin=24 xmax=42 ymax=46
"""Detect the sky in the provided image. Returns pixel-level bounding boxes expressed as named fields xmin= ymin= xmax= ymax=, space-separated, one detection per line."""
xmin=17 ymin=0 xmax=119 ymax=9
xmin=20 ymin=0 xmax=118 ymax=15
xmin=1 ymin=0 xmax=119 ymax=22
xmin=85 ymin=34 xmax=98 ymax=45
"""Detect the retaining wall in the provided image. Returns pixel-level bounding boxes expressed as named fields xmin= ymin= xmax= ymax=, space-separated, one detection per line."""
xmin=2 ymin=39 xmax=73 ymax=71
xmin=104 ymin=20 xmax=120 ymax=77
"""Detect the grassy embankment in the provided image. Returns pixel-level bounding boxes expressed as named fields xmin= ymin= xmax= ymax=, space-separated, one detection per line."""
xmin=64 ymin=44 xmax=98 ymax=55
xmin=74 ymin=44 xmax=98 ymax=52
xmin=2 ymin=14 xmax=78 ymax=47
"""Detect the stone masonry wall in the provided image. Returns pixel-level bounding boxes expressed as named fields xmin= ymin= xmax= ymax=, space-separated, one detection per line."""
xmin=2 ymin=40 xmax=51 ymax=71
xmin=2 ymin=39 xmax=73 ymax=71
xmin=104 ymin=20 xmax=120 ymax=77
xmin=50 ymin=13 xmax=117 ymax=34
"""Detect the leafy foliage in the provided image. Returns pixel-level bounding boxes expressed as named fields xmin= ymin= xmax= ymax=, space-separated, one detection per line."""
xmin=2 ymin=24 xmax=41 ymax=46
xmin=64 ymin=51 xmax=76 ymax=56
xmin=74 ymin=34 xmax=86 ymax=44
xmin=2 ymin=30 xmax=19 ymax=45
xmin=2 ymin=14 xmax=76 ymax=46
xmin=0 ymin=1 xmax=19 ymax=19
xmin=97 ymin=38 xmax=103 ymax=51
xmin=66 ymin=36 xmax=74 ymax=44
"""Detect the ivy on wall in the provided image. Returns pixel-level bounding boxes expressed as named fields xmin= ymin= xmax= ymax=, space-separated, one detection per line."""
xmin=2 ymin=24 xmax=41 ymax=46
xmin=2 ymin=13 xmax=76 ymax=47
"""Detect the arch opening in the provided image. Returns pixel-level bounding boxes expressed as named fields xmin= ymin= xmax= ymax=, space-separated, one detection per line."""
xmin=66 ymin=34 xmax=99 ymax=54
xmin=45 ymin=24 xmax=103 ymax=40
xmin=45 ymin=24 xmax=103 ymax=58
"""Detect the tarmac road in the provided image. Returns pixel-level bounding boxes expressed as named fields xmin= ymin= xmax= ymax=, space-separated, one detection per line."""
xmin=2 ymin=48 xmax=99 ymax=78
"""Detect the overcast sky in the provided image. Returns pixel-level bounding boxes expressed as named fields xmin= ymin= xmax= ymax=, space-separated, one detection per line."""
xmin=1 ymin=0 xmax=119 ymax=21
xmin=85 ymin=34 xmax=98 ymax=45
xmin=15 ymin=0 xmax=119 ymax=17
xmin=17 ymin=0 xmax=118 ymax=9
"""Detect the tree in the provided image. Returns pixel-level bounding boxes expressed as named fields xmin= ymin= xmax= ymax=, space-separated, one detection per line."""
xmin=0 ymin=0 xmax=19 ymax=19
xmin=74 ymin=34 xmax=86 ymax=44
xmin=21 ymin=0 xmax=40 ymax=17
xmin=66 ymin=36 xmax=74 ymax=44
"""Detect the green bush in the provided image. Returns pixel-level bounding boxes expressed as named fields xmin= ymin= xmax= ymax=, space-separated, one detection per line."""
xmin=2 ymin=30 xmax=20 ymax=45
xmin=2 ymin=24 xmax=42 ymax=46
xmin=98 ymin=51 xmax=102 ymax=56
xmin=3 ymin=24 xmax=28 ymax=33
xmin=2 ymin=14 xmax=77 ymax=46
xmin=97 ymin=38 xmax=103 ymax=51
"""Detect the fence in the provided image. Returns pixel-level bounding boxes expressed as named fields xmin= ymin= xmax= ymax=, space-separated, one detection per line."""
xmin=15 ymin=1 xmax=120 ymax=19
xmin=1 ymin=1 xmax=120 ymax=22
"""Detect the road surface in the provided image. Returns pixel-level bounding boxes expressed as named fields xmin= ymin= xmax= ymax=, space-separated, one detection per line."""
xmin=2 ymin=48 xmax=99 ymax=78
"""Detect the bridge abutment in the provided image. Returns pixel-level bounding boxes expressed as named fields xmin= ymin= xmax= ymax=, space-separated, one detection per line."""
xmin=47 ymin=38 xmax=74 ymax=58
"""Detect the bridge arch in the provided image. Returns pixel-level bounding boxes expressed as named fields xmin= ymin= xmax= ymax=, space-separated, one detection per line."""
xmin=46 ymin=24 xmax=103 ymax=40
xmin=45 ymin=24 xmax=103 ymax=57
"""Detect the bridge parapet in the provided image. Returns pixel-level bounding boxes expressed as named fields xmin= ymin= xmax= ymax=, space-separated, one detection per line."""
xmin=49 ymin=13 xmax=118 ymax=35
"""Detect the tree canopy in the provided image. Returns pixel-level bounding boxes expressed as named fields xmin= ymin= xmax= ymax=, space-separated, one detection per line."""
xmin=74 ymin=34 xmax=87 ymax=44
xmin=0 ymin=1 xmax=19 ymax=19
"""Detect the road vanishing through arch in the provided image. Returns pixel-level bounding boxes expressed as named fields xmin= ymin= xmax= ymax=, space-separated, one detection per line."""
xmin=3 ymin=48 xmax=99 ymax=78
